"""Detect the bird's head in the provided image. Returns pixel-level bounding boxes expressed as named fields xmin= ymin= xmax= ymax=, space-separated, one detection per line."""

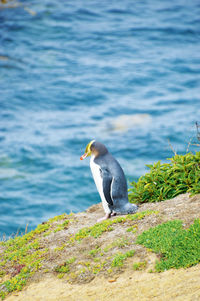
xmin=80 ymin=140 xmax=108 ymax=160
xmin=80 ymin=140 xmax=95 ymax=160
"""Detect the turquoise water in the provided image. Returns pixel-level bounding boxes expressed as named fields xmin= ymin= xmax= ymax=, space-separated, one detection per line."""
xmin=0 ymin=0 xmax=200 ymax=237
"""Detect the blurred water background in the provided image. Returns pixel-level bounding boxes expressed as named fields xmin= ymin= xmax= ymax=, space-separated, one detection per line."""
xmin=0 ymin=0 xmax=200 ymax=237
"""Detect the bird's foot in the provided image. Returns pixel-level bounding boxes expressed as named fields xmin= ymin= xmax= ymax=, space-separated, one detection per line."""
xmin=111 ymin=212 xmax=117 ymax=217
xmin=97 ymin=213 xmax=111 ymax=223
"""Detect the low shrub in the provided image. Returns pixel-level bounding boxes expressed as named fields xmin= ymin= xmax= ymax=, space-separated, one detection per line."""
xmin=129 ymin=152 xmax=200 ymax=204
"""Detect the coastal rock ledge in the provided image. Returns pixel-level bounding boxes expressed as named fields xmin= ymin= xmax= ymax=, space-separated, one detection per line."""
xmin=1 ymin=193 xmax=200 ymax=301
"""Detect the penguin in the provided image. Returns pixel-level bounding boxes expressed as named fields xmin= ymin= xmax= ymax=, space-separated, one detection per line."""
xmin=80 ymin=140 xmax=137 ymax=222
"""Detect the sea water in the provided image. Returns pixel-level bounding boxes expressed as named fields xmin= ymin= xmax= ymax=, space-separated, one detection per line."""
xmin=0 ymin=0 xmax=200 ymax=236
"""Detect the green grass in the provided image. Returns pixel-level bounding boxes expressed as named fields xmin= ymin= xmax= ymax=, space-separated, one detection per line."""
xmin=74 ymin=210 xmax=157 ymax=241
xmin=133 ymin=261 xmax=147 ymax=271
xmin=126 ymin=225 xmax=138 ymax=233
xmin=89 ymin=247 xmax=101 ymax=257
xmin=111 ymin=250 xmax=135 ymax=267
xmin=129 ymin=152 xmax=200 ymax=204
xmin=53 ymin=220 xmax=70 ymax=233
xmin=136 ymin=219 xmax=200 ymax=271
xmin=55 ymin=257 xmax=76 ymax=274
xmin=0 ymin=214 xmax=70 ymax=300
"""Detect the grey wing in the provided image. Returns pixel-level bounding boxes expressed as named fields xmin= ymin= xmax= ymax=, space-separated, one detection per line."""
xmin=101 ymin=168 xmax=113 ymax=206
xmin=111 ymin=177 xmax=127 ymax=199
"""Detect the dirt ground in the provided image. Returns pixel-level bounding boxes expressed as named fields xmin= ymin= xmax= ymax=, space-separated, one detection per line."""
xmin=6 ymin=264 xmax=200 ymax=301
xmin=3 ymin=193 xmax=200 ymax=300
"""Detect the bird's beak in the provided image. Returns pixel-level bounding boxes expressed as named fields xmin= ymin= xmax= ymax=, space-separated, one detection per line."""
xmin=80 ymin=152 xmax=88 ymax=160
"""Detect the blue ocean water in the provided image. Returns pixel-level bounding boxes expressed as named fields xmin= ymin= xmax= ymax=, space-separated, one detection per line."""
xmin=0 ymin=0 xmax=200 ymax=237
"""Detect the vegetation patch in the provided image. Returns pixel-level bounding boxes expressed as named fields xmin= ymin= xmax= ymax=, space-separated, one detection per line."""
xmin=0 ymin=213 xmax=71 ymax=299
xmin=55 ymin=257 xmax=76 ymax=278
xmin=111 ymin=250 xmax=135 ymax=268
xmin=89 ymin=247 xmax=101 ymax=257
xmin=136 ymin=219 xmax=200 ymax=271
xmin=74 ymin=210 xmax=158 ymax=241
xmin=126 ymin=225 xmax=138 ymax=233
xmin=129 ymin=152 xmax=200 ymax=204
xmin=103 ymin=237 xmax=130 ymax=252
xmin=48 ymin=213 xmax=68 ymax=223
xmin=127 ymin=210 xmax=159 ymax=221
xmin=74 ymin=218 xmax=123 ymax=240
xmin=133 ymin=261 xmax=147 ymax=271
xmin=53 ymin=220 xmax=70 ymax=233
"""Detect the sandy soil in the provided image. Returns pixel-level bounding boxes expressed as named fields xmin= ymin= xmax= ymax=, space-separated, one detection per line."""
xmin=7 ymin=264 xmax=200 ymax=301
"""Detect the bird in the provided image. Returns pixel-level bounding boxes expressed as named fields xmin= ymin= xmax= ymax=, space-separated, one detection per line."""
xmin=80 ymin=140 xmax=137 ymax=222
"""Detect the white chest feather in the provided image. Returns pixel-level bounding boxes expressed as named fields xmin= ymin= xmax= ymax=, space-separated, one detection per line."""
xmin=90 ymin=156 xmax=111 ymax=214
xmin=90 ymin=156 xmax=103 ymax=196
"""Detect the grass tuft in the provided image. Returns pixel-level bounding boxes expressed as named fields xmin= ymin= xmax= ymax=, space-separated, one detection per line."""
xmin=133 ymin=261 xmax=147 ymax=271
xmin=75 ymin=210 xmax=158 ymax=241
xmin=55 ymin=257 xmax=76 ymax=274
xmin=111 ymin=250 xmax=135 ymax=267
